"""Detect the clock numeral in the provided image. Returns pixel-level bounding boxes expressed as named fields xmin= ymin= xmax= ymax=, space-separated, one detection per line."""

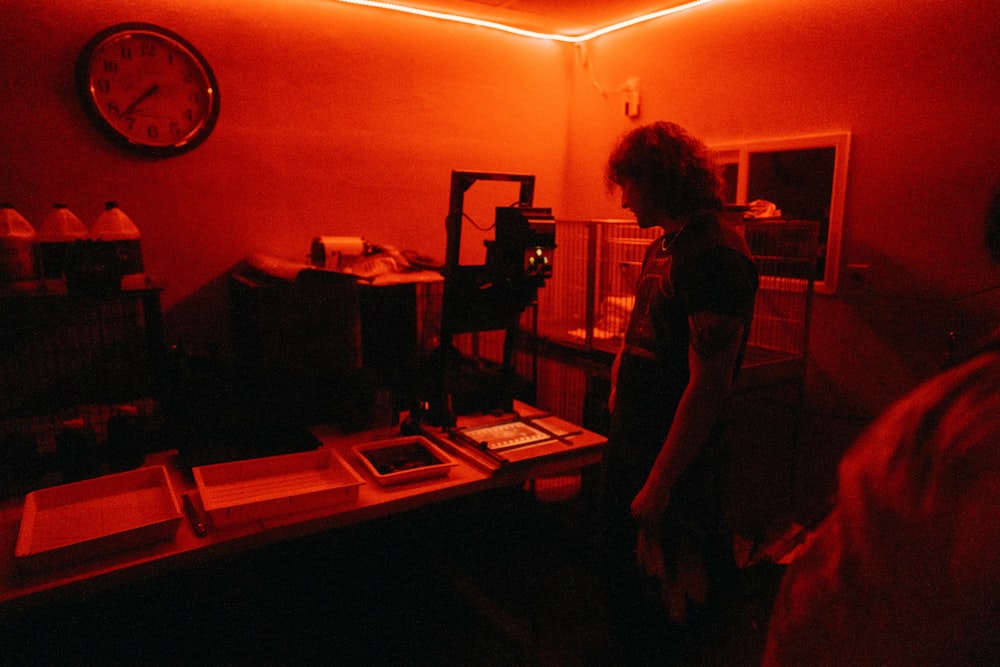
xmin=119 ymin=45 xmax=132 ymax=60
xmin=106 ymin=102 xmax=121 ymax=118
xmin=96 ymin=78 xmax=112 ymax=94
xmin=123 ymin=116 xmax=137 ymax=131
xmin=146 ymin=124 xmax=159 ymax=140
xmin=102 ymin=60 xmax=118 ymax=74
xmin=169 ymin=122 xmax=182 ymax=139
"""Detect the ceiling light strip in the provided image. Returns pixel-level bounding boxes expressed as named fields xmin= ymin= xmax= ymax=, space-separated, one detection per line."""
xmin=335 ymin=0 xmax=577 ymax=42
xmin=577 ymin=0 xmax=718 ymax=41
xmin=333 ymin=0 xmax=719 ymax=43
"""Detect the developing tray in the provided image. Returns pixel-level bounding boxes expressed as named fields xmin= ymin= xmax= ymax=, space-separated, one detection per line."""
xmin=353 ymin=436 xmax=456 ymax=486
xmin=192 ymin=448 xmax=364 ymax=528
xmin=15 ymin=466 xmax=182 ymax=571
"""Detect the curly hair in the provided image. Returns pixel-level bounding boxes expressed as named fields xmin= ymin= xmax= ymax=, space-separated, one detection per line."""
xmin=606 ymin=121 xmax=723 ymax=219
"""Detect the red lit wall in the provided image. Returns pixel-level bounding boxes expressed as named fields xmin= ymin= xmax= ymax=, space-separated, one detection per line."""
xmin=562 ymin=0 xmax=1000 ymax=475
xmin=2 ymin=0 xmax=998 ymax=466
xmin=0 ymin=0 xmax=570 ymax=340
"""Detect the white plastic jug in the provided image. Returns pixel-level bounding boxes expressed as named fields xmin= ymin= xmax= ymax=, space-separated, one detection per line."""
xmin=92 ymin=201 xmax=143 ymax=275
xmin=0 ymin=204 xmax=38 ymax=282
xmin=37 ymin=204 xmax=88 ymax=279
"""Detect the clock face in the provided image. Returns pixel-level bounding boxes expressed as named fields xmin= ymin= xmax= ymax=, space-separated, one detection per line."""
xmin=76 ymin=23 xmax=219 ymax=157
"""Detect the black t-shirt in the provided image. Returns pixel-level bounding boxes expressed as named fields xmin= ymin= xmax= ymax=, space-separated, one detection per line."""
xmin=614 ymin=216 xmax=758 ymax=441
xmin=606 ymin=215 xmax=758 ymax=524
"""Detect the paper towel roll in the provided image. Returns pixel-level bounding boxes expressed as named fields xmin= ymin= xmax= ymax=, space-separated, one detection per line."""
xmin=310 ymin=236 xmax=366 ymax=270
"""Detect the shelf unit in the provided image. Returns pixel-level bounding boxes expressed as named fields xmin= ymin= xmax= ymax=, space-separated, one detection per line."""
xmin=0 ymin=282 xmax=164 ymax=456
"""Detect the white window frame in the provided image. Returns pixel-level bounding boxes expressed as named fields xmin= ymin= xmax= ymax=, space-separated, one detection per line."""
xmin=713 ymin=132 xmax=851 ymax=294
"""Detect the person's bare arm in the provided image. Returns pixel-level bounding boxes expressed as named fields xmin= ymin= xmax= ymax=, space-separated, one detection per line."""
xmin=630 ymin=310 xmax=745 ymax=531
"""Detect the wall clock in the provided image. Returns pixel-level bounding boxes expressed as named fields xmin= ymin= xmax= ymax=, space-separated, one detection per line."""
xmin=75 ymin=22 xmax=220 ymax=158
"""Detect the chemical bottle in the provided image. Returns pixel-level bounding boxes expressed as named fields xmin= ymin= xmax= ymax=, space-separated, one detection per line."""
xmin=37 ymin=203 xmax=88 ymax=280
xmin=91 ymin=201 xmax=143 ymax=276
xmin=55 ymin=417 xmax=99 ymax=483
xmin=0 ymin=203 xmax=38 ymax=283
xmin=104 ymin=404 xmax=146 ymax=472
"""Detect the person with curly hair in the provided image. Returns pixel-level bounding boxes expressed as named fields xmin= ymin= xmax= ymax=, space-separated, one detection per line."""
xmin=600 ymin=121 xmax=758 ymax=630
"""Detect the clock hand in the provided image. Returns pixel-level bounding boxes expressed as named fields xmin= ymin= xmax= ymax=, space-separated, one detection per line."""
xmin=119 ymin=84 xmax=160 ymax=118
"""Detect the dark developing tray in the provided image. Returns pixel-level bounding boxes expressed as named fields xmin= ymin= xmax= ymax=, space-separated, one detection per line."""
xmin=353 ymin=436 xmax=456 ymax=486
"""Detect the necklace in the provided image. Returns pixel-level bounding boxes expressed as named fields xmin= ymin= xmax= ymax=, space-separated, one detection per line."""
xmin=660 ymin=226 xmax=685 ymax=253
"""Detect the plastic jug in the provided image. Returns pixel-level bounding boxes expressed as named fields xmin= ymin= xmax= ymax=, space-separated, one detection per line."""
xmin=37 ymin=204 xmax=88 ymax=279
xmin=92 ymin=201 xmax=143 ymax=275
xmin=0 ymin=203 xmax=38 ymax=282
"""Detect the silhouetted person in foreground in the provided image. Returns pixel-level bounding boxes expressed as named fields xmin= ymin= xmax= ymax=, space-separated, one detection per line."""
xmin=763 ymin=183 xmax=1000 ymax=665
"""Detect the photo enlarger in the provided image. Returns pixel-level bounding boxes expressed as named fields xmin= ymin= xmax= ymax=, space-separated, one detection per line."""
xmin=419 ymin=171 xmax=555 ymax=427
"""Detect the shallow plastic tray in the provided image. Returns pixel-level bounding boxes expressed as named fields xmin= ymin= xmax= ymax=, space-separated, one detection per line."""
xmin=15 ymin=465 xmax=182 ymax=571
xmin=192 ymin=448 xmax=364 ymax=527
xmin=353 ymin=436 xmax=456 ymax=486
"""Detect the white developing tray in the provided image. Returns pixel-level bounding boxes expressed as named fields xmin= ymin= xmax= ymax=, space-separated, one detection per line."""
xmin=15 ymin=465 xmax=182 ymax=571
xmin=193 ymin=448 xmax=364 ymax=527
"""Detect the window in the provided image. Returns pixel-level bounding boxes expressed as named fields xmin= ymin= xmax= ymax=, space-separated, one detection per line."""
xmin=713 ymin=132 xmax=851 ymax=294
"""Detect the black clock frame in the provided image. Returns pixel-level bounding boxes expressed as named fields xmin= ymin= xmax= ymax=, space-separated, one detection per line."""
xmin=75 ymin=22 xmax=220 ymax=158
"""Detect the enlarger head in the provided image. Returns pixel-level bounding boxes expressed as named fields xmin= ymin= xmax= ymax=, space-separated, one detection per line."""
xmin=440 ymin=172 xmax=556 ymax=336
xmin=487 ymin=206 xmax=555 ymax=289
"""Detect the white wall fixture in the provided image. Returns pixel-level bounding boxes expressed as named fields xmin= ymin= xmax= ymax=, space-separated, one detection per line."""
xmin=621 ymin=78 xmax=640 ymax=118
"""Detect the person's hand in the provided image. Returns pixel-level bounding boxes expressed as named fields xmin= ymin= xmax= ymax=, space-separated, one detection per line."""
xmin=636 ymin=526 xmax=665 ymax=578
xmin=630 ymin=484 xmax=669 ymax=532
xmin=631 ymin=486 xmax=668 ymax=582
xmin=636 ymin=527 xmax=689 ymax=622
xmin=633 ymin=487 xmax=703 ymax=623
